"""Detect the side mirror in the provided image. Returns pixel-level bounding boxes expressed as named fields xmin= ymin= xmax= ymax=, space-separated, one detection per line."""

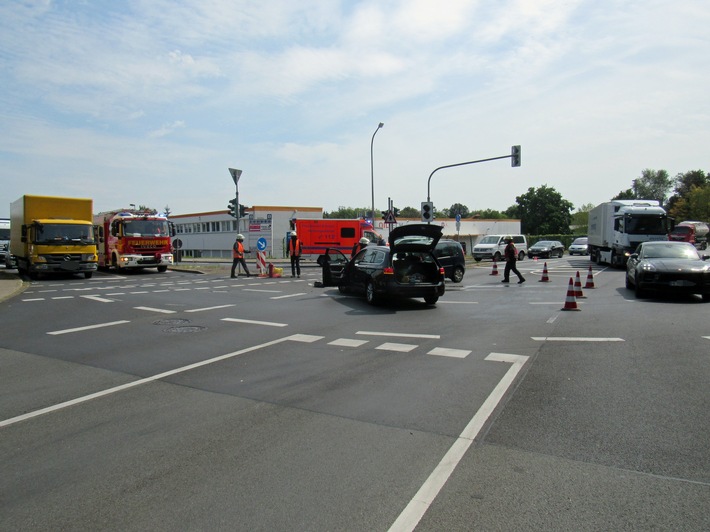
xmin=629 ymin=253 xmax=638 ymax=260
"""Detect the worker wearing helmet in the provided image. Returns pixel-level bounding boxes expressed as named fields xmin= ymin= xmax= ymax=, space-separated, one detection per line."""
xmin=287 ymin=231 xmax=303 ymax=277
xmin=502 ymin=236 xmax=525 ymax=284
xmin=351 ymin=236 xmax=369 ymax=258
xmin=231 ymin=234 xmax=251 ymax=278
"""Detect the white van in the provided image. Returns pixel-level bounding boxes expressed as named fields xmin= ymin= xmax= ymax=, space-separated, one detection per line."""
xmin=472 ymin=234 xmax=527 ymax=262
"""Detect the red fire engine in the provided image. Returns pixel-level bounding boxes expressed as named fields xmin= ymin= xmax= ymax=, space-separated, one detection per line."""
xmin=94 ymin=209 xmax=174 ymax=272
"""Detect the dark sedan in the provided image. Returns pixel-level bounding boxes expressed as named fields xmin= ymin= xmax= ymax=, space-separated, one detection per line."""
xmin=317 ymin=224 xmax=446 ymax=305
xmin=625 ymin=241 xmax=710 ymax=301
xmin=528 ymin=240 xmax=565 ymax=259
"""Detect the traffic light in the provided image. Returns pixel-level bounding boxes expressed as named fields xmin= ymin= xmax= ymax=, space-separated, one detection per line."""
xmin=227 ymin=198 xmax=238 ymax=218
xmin=382 ymin=209 xmax=390 ymax=220
xmin=239 ymin=204 xmax=246 ymax=218
xmin=511 ymin=145 xmax=521 ymax=167
xmin=421 ymin=201 xmax=434 ymax=222
xmin=393 ymin=207 xmax=400 ymax=217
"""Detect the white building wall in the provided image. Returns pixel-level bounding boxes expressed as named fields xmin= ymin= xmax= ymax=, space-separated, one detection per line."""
xmin=170 ymin=206 xmax=322 ymax=260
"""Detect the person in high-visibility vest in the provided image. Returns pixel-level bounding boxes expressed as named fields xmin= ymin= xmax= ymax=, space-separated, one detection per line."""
xmin=287 ymin=231 xmax=303 ymax=278
xmin=231 ymin=234 xmax=251 ymax=278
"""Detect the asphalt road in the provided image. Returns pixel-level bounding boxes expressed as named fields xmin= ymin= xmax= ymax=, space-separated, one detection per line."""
xmin=1 ymin=258 xmax=708 ymax=530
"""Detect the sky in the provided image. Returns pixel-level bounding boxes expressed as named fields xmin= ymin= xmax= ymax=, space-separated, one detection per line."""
xmin=1 ymin=0 xmax=709 ymax=219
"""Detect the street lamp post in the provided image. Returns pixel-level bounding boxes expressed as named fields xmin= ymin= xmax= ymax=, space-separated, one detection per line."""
xmin=370 ymin=122 xmax=384 ymax=223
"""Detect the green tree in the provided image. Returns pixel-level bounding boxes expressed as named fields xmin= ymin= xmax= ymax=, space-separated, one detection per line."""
xmin=612 ymin=188 xmax=635 ymax=200
xmin=513 ymin=185 xmax=574 ymax=234
xmin=448 ymin=203 xmax=470 ymax=218
xmin=632 ymin=168 xmax=673 ymax=204
xmin=666 ymin=170 xmax=709 ymax=213
xmin=399 ymin=206 xmax=420 ymax=218
xmin=471 ymin=209 xmax=506 ymax=219
xmin=570 ymin=203 xmax=595 ymax=233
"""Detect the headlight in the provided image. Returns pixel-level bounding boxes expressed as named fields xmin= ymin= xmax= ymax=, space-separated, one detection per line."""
xmin=81 ymin=254 xmax=96 ymax=261
xmin=641 ymin=262 xmax=656 ymax=271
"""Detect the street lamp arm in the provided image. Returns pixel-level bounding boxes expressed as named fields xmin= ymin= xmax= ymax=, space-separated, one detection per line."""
xmin=427 ymin=154 xmax=510 ymax=201
xmin=370 ymin=122 xmax=384 ymax=221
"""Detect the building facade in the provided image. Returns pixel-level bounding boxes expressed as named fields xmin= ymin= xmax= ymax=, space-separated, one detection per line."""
xmin=170 ymin=206 xmax=322 ymax=260
xmin=170 ymin=206 xmax=520 ymax=260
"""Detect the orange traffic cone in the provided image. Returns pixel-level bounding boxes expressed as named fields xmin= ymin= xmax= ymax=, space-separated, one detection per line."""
xmin=539 ymin=262 xmax=550 ymax=282
xmin=561 ymin=277 xmax=581 ymax=311
xmin=490 ymin=260 xmax=499 ymax=276
xmin=574 ymin=271 xmax=586 ymax=298
xmin=584 ymin=264 xmax=595 ymax=289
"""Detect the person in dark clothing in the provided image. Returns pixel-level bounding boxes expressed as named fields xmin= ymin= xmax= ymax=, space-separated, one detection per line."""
xmin=231 ymin=234 xmax=251 ymax=278
xmin=501 ymin=236 xmax=525 ymax=284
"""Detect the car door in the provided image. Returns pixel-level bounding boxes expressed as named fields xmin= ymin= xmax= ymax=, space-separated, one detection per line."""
xmin=317 ymin=248 xmax=349 ymax=287
xmin=351 ymin=248 xmax=383 ymax=290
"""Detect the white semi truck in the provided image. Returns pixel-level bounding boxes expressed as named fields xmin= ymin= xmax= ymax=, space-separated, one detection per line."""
xmin=587 ymin=200 xmax=672 ymax=267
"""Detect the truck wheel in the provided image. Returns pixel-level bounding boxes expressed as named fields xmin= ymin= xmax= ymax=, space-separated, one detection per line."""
xmin=84 ymin=272 xmax=93 ymax=279
xmin=157 ymin=265 xmax=168 ymax=273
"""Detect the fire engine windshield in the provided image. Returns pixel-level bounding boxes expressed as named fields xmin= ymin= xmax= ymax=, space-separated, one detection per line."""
xmin=123 ymin=220 xmax=169 ymax=236
xmin=35 ymin=223 xmax=95 ymax=244
xmin=624 ymin=215 xmax=667 ymax=235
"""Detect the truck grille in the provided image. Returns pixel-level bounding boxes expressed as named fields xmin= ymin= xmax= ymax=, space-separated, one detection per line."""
xmin=43 ymin=254 xmax=82 ymax=264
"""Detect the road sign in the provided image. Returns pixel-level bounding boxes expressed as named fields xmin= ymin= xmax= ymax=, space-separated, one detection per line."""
xmin=229 ymin=168 xmax=242 ymax=184
xmin=257 ymin=237 xmax=267 ymax=251
xmin=384 ymin=210 xmax=397 ymax=224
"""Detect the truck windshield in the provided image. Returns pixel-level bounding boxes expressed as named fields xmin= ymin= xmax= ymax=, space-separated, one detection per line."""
xmin=35 ymin=224 xmax=95 ymax=244
xmin=625 ymin=215 xmax=667 ymax=235
xmin=124 ymin=220 xmax=169 ymax=236
xmin=0 ymin=228 xmax=10 ymax=240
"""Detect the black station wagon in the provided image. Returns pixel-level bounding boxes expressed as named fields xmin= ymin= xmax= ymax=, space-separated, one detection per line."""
xmin=317 ymin=224 xmax=446 ymax=305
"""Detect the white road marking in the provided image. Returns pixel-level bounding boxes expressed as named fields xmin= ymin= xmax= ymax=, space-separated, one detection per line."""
xmin=22 ymin=298 xmax=45 ymax=302
xmin=185 ymin=304 xmax=236 ymax=313
xmin=81 ymin=295 xmax=114 ymax=303
xmin=376 ymin=342 xmax=417 ymax=353
xmin=0 ymin=334 xmax=307 ymax=428
xmin=531 ymin=337 xmax=624 ymax=342
xmin=47 ymin=320 xmax=130 ymax=336
xmin=357 ymin=331 xmax=440 ymax=339
xmin=329 ymin=338 xmax=369 ymax=347
xmin=52 ymin=296 xmax=74 ymax=300
xmin=437 ymin=300 xmax=479 ymax=305
xmin=389 ymin=352 xmax=529 ymax=532
xmin=134 ymin=306 xmax=177 ymax=314
xmin=221 ymin=318 xmax=288 ymax=327
xmin=244 ymin=288 xmax=281 ymax=293
xmin=270 ymin=293 xmax=306 ymax=300
xmin=428 ymin=347 xmax=471 ymax=358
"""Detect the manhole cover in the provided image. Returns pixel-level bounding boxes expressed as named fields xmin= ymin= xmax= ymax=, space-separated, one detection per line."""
xmin=153 ymin=318 xmax=190 ymax=326
xmin=163 ymin=325 xmax=207 ymax=334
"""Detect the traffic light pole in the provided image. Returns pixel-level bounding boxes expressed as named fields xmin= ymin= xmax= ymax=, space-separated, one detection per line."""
xmin=426 ymin=154 xmax=511 ymax=202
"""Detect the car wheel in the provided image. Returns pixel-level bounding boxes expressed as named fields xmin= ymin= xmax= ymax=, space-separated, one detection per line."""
xmin=493 ymin=252 xmax=502 ymax=262
xmin=625 ymin=273 xmax=633 ymax=290
xmin=701 ymin=293 xmax=710 ymax=302
xmin=451 ymin=266 xmax=464 ymax=283
xmin=558 ymin=250 xmax=564 ymax=258
xmin=424 ymin=295 xmax=439 ymax=305
xmin=518 ymin=251 xmax=525 ymax=261
xmin=338 ymin=285 xmax=348 ymax=294
xmin=365 ymin=281 xmax=378 ymax=305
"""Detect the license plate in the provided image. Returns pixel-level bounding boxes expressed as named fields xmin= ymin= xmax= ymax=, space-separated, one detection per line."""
xmin=670 ymin=280 xmax=692 ymax=287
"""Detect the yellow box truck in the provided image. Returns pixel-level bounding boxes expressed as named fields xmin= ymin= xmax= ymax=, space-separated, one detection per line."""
xmin=10 ymin=195 xmax=98 ymax=279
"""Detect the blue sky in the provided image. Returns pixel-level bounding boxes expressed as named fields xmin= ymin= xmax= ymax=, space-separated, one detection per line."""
xmin=2 ymin=0 xmax=708 ymax=218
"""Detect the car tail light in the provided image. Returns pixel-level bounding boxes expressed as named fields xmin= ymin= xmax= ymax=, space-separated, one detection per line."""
xmin=439 ymin=267 xmax=445 ymax=275
xmin=383 ymin=267 xmax=394 ymax=275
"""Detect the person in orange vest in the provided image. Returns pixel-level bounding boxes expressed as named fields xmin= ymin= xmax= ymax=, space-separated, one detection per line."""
xmin=231 ymin=234 xmax=251 ymax=278
xmin=287 ymin=231 xmax=303 ymax=277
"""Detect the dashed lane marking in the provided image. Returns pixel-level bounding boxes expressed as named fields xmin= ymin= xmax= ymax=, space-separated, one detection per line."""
xmin=221 ymin=318 xmax=288 ymax=327
xmin=271 ymin=293 xmax=306 ymax=300
xmin=81 ymin=295 xmax=115 ymax=303
xmin=47 ymin=320 xmax=130 ymax=336
xmin=357 ymin=330 xmax=441 ymax=339
xmin=185 ymin=304 xmax=236 ymax=313
xmin=376 ymin=342 xmax=417 ymax=353
xmin=134 ymin=306 xmax=177 ymax=314
xmin=428 ymin=347 xmax=471 ymax=358
xmin=531 ymin=337 xmax=624 ymax=342
xmin=329 ymin=338 xmax=369 ymax=347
